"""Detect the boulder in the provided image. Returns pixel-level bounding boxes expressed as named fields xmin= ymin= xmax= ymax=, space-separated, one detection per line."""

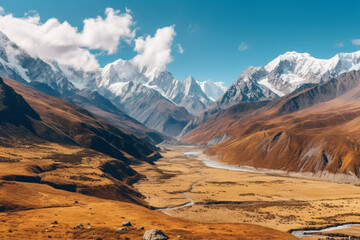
xmin=143 ymin=229 xmax=169 ymax=240
xmin=122 ymin=221 xmax=132 ymax=226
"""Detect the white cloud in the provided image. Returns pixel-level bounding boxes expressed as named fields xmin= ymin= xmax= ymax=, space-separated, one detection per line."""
xmin=132 ymin=25 xmax=176 ymax=75
xmin=238 ymin=42 xmax=249 ymax=51
xmin=0 ymin=7 xmax=135 ymax=71
xmin=178 ymin=43 xmax=184 ymax=54
xmin=0 ymin=6 xmax=4 ymax=15
xmin=352 ymin=39 xmax=360 ymax=46
xmin=81 ymin=8 xmax=135 ymax=54
xmin=335 ymin=41 xmax=344 ymax=48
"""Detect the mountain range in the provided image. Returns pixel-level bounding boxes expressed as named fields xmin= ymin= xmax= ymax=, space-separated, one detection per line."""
xmin=180 ymin=50 xmax=360 ymax=136
xmin=178 ymin=51 xmax=360 ymax=179
xmin=0 ymin=31 xmax=226 ymax=137
xmin=217 ymin=51 xmax=360 ymax=109
xmin=183 ymin=70 xmax=360 ymax=178
xmin=4 ymin=27 xmax=360 ymax=179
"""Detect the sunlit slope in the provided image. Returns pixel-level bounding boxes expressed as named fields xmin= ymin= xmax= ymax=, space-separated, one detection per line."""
xmin=184 ymin=71 xmax=360 ymax=177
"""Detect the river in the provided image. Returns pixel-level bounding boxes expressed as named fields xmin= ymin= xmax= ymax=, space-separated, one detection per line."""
xmin=182 ymin=150 xmax=360 ymax=238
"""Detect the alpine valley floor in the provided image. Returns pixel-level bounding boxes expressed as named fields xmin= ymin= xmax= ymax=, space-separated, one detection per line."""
xmin=133 ymin=145 xmax=360 ymax=239
xmin=0 ymin=142 xmax=295 ymax=240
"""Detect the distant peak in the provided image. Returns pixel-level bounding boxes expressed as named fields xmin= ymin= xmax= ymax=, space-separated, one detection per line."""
xmin=112 ymin=58 xmax=129 ymax=66
xmin=281 ymin=51 xmax=311 ymax=58
xmin=184 ymin=75 xmax=196 ymax=83
xmin=265 ymin=51 xmax=314 ymax=72
xmin=336 ymin=51 xmax=360 ymax=59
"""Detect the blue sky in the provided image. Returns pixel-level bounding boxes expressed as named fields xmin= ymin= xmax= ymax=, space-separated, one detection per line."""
xmin=1 ymin=0 xmax=360 ymax=85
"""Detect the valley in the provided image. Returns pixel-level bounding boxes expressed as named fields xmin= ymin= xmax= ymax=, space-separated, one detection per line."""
xmin=1 ymin=141 xmax=359 ymax=239
xmin=0 ymin=142 xmax=295 ymax=240
xmin=0 ymin=4 xmax=360 ymax=239
xmin=133 ymin=145 xmax=360 ymax=239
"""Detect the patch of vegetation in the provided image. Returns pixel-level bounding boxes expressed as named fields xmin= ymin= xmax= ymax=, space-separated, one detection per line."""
xmin=0 ymin=156 xmax=20 ymax=163
xmin=205 ymin=181 xmax=238 ymax=185
xmin=239 ymin=193 xmax=256 ymax=196
xmin=47 ymin=149 xmax=98 ymax=165
xmin=69 ymin=175 xmax=101 ymax=182
xmin=157 ymin=173 xmax=176 ymax=180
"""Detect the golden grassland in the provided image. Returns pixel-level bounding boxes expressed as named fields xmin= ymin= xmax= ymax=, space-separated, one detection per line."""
xmin=133 ymin=145 xmax=360 ymax=238
xmin=0 ymin=143 xmax=295 ymax=239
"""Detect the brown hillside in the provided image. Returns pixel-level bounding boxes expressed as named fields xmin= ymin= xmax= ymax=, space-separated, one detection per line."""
xmin=183 ymin=71 xmax=360 ymax=177
xmin=1 ymin=77 xmax=160 ymax=164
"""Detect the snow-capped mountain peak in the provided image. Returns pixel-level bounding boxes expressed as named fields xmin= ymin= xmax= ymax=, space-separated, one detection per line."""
xmin=99 ymin=59 xmax=148 ymax=88
xmin=183 ymin=75 xmax=198 ymax=95
xmin=218 ymin=50 xmax=360 ymax=108
xmin=96 ymin=59 xmax=215 ymax=114
xmin=0 ymin=31 xmax=77 ymax=95
xmin=197 ymin=79 xmax=227 ymax=101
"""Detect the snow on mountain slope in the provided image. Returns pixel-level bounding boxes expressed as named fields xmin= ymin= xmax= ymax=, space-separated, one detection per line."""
xmin=0 ymin=31 xmax=77 ymax=95
xmin=197 ymin=79 xmax=227 ymax=101
xmin=54 ymin=63 xmax=98 ymax=90
xmin=107 ymin=80 xmax=194 ymax=137
xmin=166 ymin=75 xmax=213 ymax=114
xmin=99 ymin=59 xmax=148 ymax=87
xmin=218 ymin=51 xmax=360 ymax=108
xmin=97 ymin=60 xmax=213 ymax=114
xmin=0 ymin=31 xmax=193 ymax=137
xmin=182 ymin=76 xmax=213 ymax=107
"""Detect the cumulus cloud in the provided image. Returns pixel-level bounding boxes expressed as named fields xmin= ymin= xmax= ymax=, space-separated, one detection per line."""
xmin=177 ymin=43 xmax=184 ymax=54
xmin=81 ymin=8 xmax=135 ymax=53
xmin=0 ymin=7 xmax=135 ymax=71
xmin=238 ymin=42 xmax=249 ymax=51
xmin=352 ymin=39 xmax=360 ymax=46
xmin=0 ymin=6 xmax=4 ymax=15
xmin=132 ymin=25 xmax=176 ymax=75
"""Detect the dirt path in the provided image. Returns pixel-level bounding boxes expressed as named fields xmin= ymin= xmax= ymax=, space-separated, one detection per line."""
xmin=156 ymin=193 xmax=194 ymax=216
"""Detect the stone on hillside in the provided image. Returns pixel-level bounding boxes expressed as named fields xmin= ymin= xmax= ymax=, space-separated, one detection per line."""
xmin=143 ymin=229 xmax=169 ymax=240
xmin=122 ymin=221 xmax=132 ymax=226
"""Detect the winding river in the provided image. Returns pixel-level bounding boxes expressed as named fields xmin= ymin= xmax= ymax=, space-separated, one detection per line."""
xmin=290 ymin=223 xmax=360 ymax=238
xmin=182 ymin=150 xmax=360 ymax=238
xmin=183 ymin=151 xmax=281 ymax=174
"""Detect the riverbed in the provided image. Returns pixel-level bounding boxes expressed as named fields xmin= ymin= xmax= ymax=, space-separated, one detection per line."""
xmin=132 ymin=145 xmax=360 ymax=238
